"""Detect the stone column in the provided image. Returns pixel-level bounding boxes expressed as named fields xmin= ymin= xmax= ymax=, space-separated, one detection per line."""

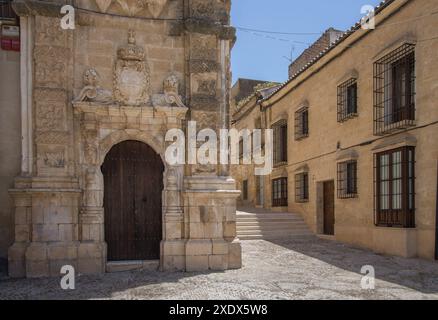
xmin=183 ymin=0 xmax=242 ymax=272
xmin=161 ymin=165 xmax=186 ymax=271
xmin=77 ymin=114 xmax=106 ymax=274
xmin=8 ymin=8 xmax=81 ymax=278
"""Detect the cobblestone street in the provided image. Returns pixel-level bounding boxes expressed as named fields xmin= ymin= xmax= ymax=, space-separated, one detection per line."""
xmin=1 ymin=238 xmax=438 ymax=300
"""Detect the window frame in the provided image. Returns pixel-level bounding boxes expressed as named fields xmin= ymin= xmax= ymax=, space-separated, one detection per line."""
xmin=272 ymin=119 xmax=288 ymax=167
xmin=272 ymin=177 xmax=288 ymax=207
xmin=0 ymin=0 xmax=17 ymax=22
xmin=337 ymin=160 xmax=358 ymax=199
xmin=295 ymin=107 xmax=309 ymax=140
xmin=337 ymin=78 xmax=358 ymax=122
xmin=373 ymin=44 xmax=416 ymax=135
xmin=374 ymin=146 xmax=416 ymax=228
xmin=295 ymin=172 xmax=309 ymax=203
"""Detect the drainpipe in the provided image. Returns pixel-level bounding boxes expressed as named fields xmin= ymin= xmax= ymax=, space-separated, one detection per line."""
xmin=435 ymin=160 xmax=438 ymax=260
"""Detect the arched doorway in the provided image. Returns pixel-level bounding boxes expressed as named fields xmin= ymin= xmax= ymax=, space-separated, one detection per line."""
xmin=101 ymin=140 xmax=164 ymax=261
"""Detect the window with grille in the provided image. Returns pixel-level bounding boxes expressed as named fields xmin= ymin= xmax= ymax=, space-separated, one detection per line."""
xmin=374 ymin=44 xmax=416 ymax=135
xmin=272 ymin=120 xmax=287 ymax=166
xmin=242 ymin=180 xmax=248 ymax=201
xmin=374 ymin=147 xmax=415 ymax=228
xmin=295 ymin=107 xmax=309 ymax=140
xmin=0 ymin=0 xmax=17 ymax=21
xmin=337 ymin=160 xmax=358 ymax=198
xmin=272 ymin=177 xmax=288 ymax=207
xmin=338 ymin=79 xmax=358 ymax=122
xmin=295 ymin=172 xmax=309 ymax=203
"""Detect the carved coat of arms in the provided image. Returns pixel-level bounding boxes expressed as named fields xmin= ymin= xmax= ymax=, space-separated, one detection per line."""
xmin=114 ymin=30 xmax=151 ymax=106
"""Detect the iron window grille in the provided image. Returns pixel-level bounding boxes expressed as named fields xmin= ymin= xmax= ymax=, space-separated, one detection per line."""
xmin=295 ymin=107 xmax=309 ymax=140
xmin=242 ymin=180 xmax=248 ymax=201
xmin=337 ymin=160 xmax=358 ymax=199
xmin=0 ymin=0 xmax=17 ymax=21
xmin=272 ymin=177 xmax=288 ymax=207
xmin=295 ymin=172 xmax=309 ymax=203
xmin=272 ymin=119 xmax=288 ymax=167
xmin=374 ymin=146 xmax=415 ymax=228
xmin=374 ymin=44 xmax=416 ymax=135
xmin=337 ymin=78 xmax=358 ymax=122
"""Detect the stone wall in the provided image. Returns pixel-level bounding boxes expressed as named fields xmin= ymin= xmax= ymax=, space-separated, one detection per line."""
xmin=233 ymin=0 xmax=438 ymax=260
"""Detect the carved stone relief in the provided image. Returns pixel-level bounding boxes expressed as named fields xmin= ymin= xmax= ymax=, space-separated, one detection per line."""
xmin=44 ymin=151 xmax=66 ymax=168
xmin=152 ymin=75 xmax=186 ymax=108
xmin=36 ymin=102 xmax=66 ymax=132
xmin=84 ymin=166 xmax=104 ymax=207
xmin=83 ymin=130 xmax=99 ymax=166
xmin=34 ymin=46 xmax=69 ymax=88
xmin=93 ymin=0 xmax=168 ymax=18
xmin=35 ymin=16 xmax=67 ymax=47
xmin=74 ymin=68 xmax=113 ymax=104
xmin=113 ymin=30 xmax=151 ymax=106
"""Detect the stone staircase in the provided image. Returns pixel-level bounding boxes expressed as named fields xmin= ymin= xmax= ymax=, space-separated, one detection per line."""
xmin=236 ymin=209 xmax=314 ymax=240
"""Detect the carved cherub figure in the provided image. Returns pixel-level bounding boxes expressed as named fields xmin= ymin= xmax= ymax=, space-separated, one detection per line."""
xmin=74 ymin=68 xmax=113 ymax=104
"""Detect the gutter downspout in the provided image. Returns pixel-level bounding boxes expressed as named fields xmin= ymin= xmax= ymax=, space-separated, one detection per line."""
xmin=435 ymin=160 xmax=438 ymax=260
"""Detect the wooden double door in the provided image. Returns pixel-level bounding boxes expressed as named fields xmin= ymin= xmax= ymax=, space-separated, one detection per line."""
xmin=102 ymin=141 xmax=164 ymax=261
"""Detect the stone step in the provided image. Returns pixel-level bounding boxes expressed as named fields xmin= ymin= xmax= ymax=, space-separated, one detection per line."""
xmin=238 ymin=234 xmax=315 ymax=240
xmin=236 ymin=210 xmax=313 ymax=241
xmin=106 ymin=260 xmax=159 ymax=273
xmin=237 ymin=229 xmax=313 ymax=235
xmin=237 ymin=228 xmax=309 ymax=233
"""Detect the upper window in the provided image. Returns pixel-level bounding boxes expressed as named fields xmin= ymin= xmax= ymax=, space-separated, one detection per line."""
xmin=374 ymin=44 xmax=416 ymax=135
xmin=272 ymin=120 xmax=287 ymax=166
xmin=295 ymin=172 xmax=309 ymax=203
xmin=337 ymin=160 xmax=358 ymax=199
xmin=374 ymin=147 xmax=415 ymax=228
xmin=295 ymin=107 xmax=309 ymax=140
xmin=337 ymin=79 xmax=358 ymax=122
xmin=272 ymin=177 xmax=288 ymax=207
xmin=0 ymin=1 xmax=17 ymax=21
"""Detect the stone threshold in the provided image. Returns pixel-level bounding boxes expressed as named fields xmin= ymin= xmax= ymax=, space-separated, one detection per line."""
xmin=317 ymin=234 xmax=336 ymax=241
xmin=106 ymin=260 xmax=159 ymax=273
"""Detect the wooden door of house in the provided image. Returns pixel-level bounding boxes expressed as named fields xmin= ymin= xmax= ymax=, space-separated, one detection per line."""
xmin=102 ymin=141 xmax=164 ymax=261
xmin=323 ymin=181 xmax=335 ymax=235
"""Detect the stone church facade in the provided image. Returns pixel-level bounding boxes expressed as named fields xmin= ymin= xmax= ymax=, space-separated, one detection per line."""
xmin=6 ymin=0 xmax=242 ymax=278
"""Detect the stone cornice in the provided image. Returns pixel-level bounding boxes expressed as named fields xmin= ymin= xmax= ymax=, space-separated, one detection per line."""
xmin=12 ymin=0 xmax=236 ymax=41
xmin=12 ymin=0 xmax=64 ymax=18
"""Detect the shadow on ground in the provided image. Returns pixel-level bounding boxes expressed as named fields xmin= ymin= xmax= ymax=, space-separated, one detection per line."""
xmin=266 ymin=237 xmax=438 ymax=294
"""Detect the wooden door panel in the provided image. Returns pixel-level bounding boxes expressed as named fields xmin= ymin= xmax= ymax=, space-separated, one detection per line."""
xmin=323 ymin=181 xmax=335 ymax=236
xmin=102 ymin=141 xmax=164 ymax=261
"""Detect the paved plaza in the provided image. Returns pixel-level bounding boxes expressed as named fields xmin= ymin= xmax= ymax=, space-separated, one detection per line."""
xmin=1 ymin=237 xmax=438 ymax=300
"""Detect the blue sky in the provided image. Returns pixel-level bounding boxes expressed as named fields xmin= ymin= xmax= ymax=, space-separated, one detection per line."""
xmin=231 ymin=0 xmax=382 ymax=84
